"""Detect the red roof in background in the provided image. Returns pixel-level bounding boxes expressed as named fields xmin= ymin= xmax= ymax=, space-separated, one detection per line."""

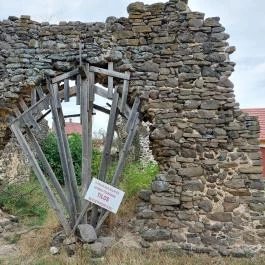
xmin=242 ymin=108 xmax=265 ymax=140
xmin=64 ymin=121 xmax=82 ymax=135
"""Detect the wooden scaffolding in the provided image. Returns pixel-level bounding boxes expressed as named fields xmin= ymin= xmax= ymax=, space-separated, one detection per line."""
xmin=9 ymin=63 xmax=141 ymax=236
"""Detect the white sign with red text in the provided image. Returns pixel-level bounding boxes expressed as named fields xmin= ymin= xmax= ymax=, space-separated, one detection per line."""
xmin=85 ymin=178 xmax=125 ymax=214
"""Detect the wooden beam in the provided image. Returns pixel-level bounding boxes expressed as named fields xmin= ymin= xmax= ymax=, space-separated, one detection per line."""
xmin=89 ymin=66 xmax=130 ymax=80
xmin=24 ymin=126 xmax=71 ymax=216
xmin=10 ymin=124 xmax=71 ymax=235
xmin=112 ymin=112 xmax=139 ymax=186
xmin=120 ymin=71 xmax=130 ymax=114
xmin=76 ymin=74 xmax=81 ymax=105
xmin=51 ymin=68 xmax=79 ymax=84
xmin=49 ymin=83 xmax=78 ymax=224
xmin=36 ymin=86 xmax=49 ymax=110
xmin=90 ymin=90 xmax=119 ymax=227
xmin=64 ymin=79 xmax=70 ymax=102
xmin=99 ymin=90 xmax=119 ymax=182
xmin=18 ymin=98 xmax=41 ymax=132
xmin=126 ymin=97 xmax=140 ymax=133
xmin=107 ymin=62 xmax=113 ymax=99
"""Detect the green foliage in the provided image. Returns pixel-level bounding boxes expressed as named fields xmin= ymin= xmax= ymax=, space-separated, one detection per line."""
xmin=0 ymin=178 xmax=48 ymax=226
xmin=119 ymin=162 xmax=159 ymax=198
xmin=41 ymin=132 xmax=102 ymax=185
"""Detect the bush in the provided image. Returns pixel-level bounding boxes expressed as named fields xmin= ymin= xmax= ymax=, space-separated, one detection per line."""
xmin=119 ymin=162 xmax=159 ymax=198
xmin=41 ymin=132 xmax=101 ymax=185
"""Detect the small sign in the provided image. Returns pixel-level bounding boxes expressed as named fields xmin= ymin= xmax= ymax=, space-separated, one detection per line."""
xmin=85 ymin=178 xmax=125 ymax=214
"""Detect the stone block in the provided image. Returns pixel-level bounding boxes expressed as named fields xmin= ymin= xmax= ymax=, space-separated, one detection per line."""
xmin=141 ymin=229 xmax=170 ymax=241
xmin=150 ymin=195 xmax=180 ymax=206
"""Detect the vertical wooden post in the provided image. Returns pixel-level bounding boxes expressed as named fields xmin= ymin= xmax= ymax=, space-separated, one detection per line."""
xmin=76 ymin=74 xmax=81 ymax=105
xmin=120 ymin=71 xmax=130 ymax=114
xmin=64 ymin=79 xmax=70 ymax=102
xmin=49 ymin=83 xmax=78 ymax=223
xmin=108 ymin=62 xmax=113 ymax=99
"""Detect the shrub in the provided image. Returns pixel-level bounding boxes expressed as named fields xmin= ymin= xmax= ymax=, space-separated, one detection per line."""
xmin=41 ymin=132 xmax=101 ymax=185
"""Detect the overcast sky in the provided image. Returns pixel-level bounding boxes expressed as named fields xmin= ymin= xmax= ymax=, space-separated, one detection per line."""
xmin=0 ymin=0 xmax=264 ymax=131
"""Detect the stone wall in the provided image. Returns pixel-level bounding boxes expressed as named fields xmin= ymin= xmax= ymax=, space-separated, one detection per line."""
xmin=0 ymin=0 xmax=264 ymax=255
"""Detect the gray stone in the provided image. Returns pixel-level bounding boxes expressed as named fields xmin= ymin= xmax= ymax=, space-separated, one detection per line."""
xmin=138 ymin=189 xmax=152 ymax=201
xmin=141 ymin=229 xmax=170 ymax=242
xmin=178 ymin=166 xmax=203 ymax=177
xmin=150 ymin=195 xmax=180 ymax=206
xmin=207 ymin=212 xmax=232 ymax=222
xmin=78 ymin=224 xmax=97 ymax=243
xmin=83 ymin=242 xmax=106 ymax=258
xmin=198 ymin=199 xmax=212 ymax=212
xmin=152 ymin=181 xmax=169 ymax=192
xmin=183 ymin=179 xmax=204 ymax=192
xmin=201 ymin=100 xmax=220 ymax=110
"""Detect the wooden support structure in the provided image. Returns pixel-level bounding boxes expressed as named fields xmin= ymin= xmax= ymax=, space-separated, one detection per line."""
xmin=10 ymin=124 xmax=71 ymax=235
xmin=10 ymin=63 xmax=141 ymax=237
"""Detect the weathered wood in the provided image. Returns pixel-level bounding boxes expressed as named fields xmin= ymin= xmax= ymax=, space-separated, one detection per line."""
xmin=108 ymin=62 xmax=113 ymax=99
xmin=11 ymin=124 xmax=71 ymax=235
xmin=112 ymin=112 xmax=139 ymax=186
xmin=58 ymin=104 xmax=81 ymax=215
xmin=18 ymin=98 xmax=41 ymax=131
xmin=76 ymin=74 xmax=81 ymax=105
xmin=90 ymin=66 xmax=130 ymax=80
xmin=99 ymin=90 xmax=119 ymax=181
xmin=49 ymin=83 xmax=77 ymax=223
xmin=51 ymin=68 xmax=79 ymax=84
xmin=94 ymin=84 xmax=108 ymax=99
xmin=36 ymin=86 xmax=49 ymax=109
xmin=31 ymin=88 xmax=37 ymax=109
xmin=81 ymin=69 xmax=89 ymax=192
xmin=126 ymin=97 xmax=140 ymax=133
xmin=64 ymin=79 xmax=70 ymax=102
xmin=120 ymin=72 xmax=130 ymax=114
xmin=90 ymin=90 xmax=119 ymax=226
xmin=81 ymin=68 xmax=94 ymax=196
xmin=89 ymin=72 xmax=95 ymax=104
xmin=24 ymin=126 xmax=71 ymax=215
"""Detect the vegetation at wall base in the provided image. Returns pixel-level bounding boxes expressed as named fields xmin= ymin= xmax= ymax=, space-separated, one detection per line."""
xmin=0 ymin=177 xmax=48 ymax=226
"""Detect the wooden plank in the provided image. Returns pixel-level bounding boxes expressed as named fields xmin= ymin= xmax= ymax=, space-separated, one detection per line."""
xmin=18 ymin=98 xmax=41 ymax=132
xmin=94 ymin=84 xmax=108 ymax=99
xmin=81 ymin=70 xmax=94 ymax=196
xmin=111 ymin=112 xmax=139 ymax=187
xmin=89 ymin=72 xmax=95 ymax=104
xmin=81 ymin=70 xmax=89 ymax=193
xmin=118 ymin=97 xmax=131 ymax=120
xmin=98 ymin=90 xmax=119 ymax=181
xmin=108 ymin=62 xmax=113 ymax=99
xmin=11 ymin=124 xmax=71 ymax=235
xmin=76 ymin=74 xmax=81 ymax=105
xmin=89 ymin=66 xmax=130 ymax=80
xmin=24 ymin=126 xmax=71 ymax=215
xmin=64 ymin=79 xmax=70 ymax=102
xmin=49 ymin=83 xmax=78 ymax=224
xmin=52 ymin=83 xmax=61 ymax=109
xmin=125 ymin=97 xmax=140 ymax=133
xmin=58 ymin=105 xmax=81 ymax=215
xmin=90 ymin=90 xmax=119 ymax=227
xmin=31 ymin=88 xmax=37 ymax=111
xmin=36 ymin=86 xmax=49 ymax=110
xmin=120 ymin=71 xmax=130 ymax=114
xmin=51 ymin=68 xmax=79 ymax=84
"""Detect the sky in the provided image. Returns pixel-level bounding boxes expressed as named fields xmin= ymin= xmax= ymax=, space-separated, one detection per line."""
xmin=0 ymin=0 xmax=264 ymax=131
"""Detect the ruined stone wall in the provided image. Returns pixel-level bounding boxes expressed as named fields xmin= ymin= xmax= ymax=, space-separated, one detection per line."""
xmin=0 ymin=0 xmax=264 ymax=255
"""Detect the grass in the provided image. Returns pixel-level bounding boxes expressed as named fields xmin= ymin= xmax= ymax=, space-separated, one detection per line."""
xmin=0 ymin=177 xmax=48 ymax=226
xmin=119 ymin=162 xmax=158 ymax=198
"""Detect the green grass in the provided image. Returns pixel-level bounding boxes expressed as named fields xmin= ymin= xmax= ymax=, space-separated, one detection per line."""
xmin=0 ymin=177 xmax=48 ymax=226
xmin=119 ymin=162 xmax=159 ymax=198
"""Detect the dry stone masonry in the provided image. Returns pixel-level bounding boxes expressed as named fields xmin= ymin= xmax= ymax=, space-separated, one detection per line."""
xmin=0 ymin=0 xmax=264 ymax=256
